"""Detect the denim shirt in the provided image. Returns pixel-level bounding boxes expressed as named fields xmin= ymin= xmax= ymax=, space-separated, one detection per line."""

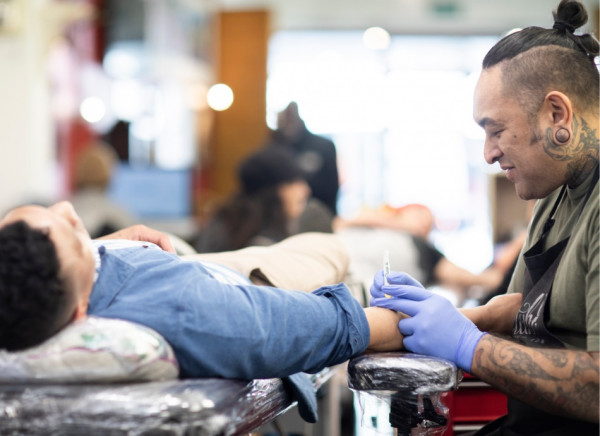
xmin=87 ymin=242 xmax=369 ymax=382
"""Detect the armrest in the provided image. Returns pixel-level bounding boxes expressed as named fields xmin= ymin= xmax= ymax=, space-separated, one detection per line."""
xmin=347 ymin=352 xmax=462 ymax=435
xmin=347 ymin=351 xmax=462 ymax=394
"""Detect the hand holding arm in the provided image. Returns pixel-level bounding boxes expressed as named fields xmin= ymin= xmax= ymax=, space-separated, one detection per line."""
xmin=370 ymin=271 xmax=485 ymax=372
xmin=372 ymin=272 xmax=598 ymax=422
xmin=98 ymin=224 xmax=176 ymax=253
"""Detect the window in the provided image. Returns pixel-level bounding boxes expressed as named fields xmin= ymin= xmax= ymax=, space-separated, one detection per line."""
xmin=267 ymin=31 xmax=500 ymax=270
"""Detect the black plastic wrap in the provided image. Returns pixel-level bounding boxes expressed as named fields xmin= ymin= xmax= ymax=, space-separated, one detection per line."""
xmin=0 ymin=368 xmax=335 ymax=435
xmin=348 ymin=352 xmax=462 ymax=436
xmin=348 ymin=352 xmax=461 ymax=394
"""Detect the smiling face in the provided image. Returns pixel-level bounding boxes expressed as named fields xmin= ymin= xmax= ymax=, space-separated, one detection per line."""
xmin=0 ymin=201 xmax=95 ymax=319
xmin=473 ymin=66 xmax=567 ymax=200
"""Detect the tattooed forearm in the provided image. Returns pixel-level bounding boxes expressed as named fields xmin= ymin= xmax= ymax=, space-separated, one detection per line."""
xmin=507 ymin=347 xmax=560 ymax=380
xmin=538 ymin=347 xmax=569 ymax=368
xmin=471 ymin=335 xmax=599 ymax=422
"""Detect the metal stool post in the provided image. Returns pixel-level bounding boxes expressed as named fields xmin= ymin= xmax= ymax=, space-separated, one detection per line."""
xmin=348 ymin=352 xmax=462 ymax=435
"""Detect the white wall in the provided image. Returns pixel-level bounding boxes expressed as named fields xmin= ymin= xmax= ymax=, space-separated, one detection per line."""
xmin=0 ymin=0 xmax=52 ymax=213
xmin=224 ymin=0 xmax=598 ymax=35
xmin=0 ymin=0 xmax=93 ymax=214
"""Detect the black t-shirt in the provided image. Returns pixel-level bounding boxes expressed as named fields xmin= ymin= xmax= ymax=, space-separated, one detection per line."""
xmin=410 ymin=235 xmax=444 ymax=287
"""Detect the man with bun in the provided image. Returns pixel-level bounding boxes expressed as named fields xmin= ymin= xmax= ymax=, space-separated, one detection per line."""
xmin=371 ymin=0 xmax=599 ymax=433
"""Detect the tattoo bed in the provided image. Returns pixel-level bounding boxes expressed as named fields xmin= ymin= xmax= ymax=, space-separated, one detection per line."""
xmin=0 ymin=318 xmax=461 ymax=435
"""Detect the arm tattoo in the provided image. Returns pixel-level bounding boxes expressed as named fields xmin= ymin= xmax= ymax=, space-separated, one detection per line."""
xmin=472 ymin=335 xmax=599 ymax=422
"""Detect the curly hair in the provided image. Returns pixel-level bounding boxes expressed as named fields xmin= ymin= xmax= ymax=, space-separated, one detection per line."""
xmin=482 ymin=0 xmax=599 ymax=117
xmin=0 ymin=220 xmax=72 ymax=351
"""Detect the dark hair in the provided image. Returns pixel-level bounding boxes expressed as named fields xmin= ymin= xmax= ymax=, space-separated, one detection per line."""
xmin=196 ymin=148 xmax=306 ymax=252
xmin=239 ymin=147 xmax=305 ymax=195
xmin=211 ymin=187 xmax=289 ymax=250
xmin=482 ymin=0 xmax=599 ymax=116
xmin=0 ymin=221 xmax=72 ymax=351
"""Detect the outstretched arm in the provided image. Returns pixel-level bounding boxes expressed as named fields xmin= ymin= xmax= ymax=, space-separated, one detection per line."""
xmin=433 ymin=257 xmax=504 ymax=297
xmin=364 ymin=307 xmax=407 ymax=351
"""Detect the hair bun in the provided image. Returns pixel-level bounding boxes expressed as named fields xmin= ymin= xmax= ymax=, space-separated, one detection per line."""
xmin=552 ymin=0 xmax=599 ymax=61
xmin=552 ymin=0 xmax=588 ymax=32
xmin=552 ymin=20 xmax=576 ymax=33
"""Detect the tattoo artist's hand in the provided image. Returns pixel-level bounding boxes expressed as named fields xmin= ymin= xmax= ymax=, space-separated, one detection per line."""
xmin=98 ymin=225 xmax=176 ymax=253
xmin=459 ymin=292 xmax=522 ymax=335
xmin=370 ymin=270 xmax=486 ymax=372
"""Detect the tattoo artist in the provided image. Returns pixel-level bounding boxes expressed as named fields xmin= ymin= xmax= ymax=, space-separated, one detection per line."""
xmin=370 ymin=0 xmax=599 ymax=434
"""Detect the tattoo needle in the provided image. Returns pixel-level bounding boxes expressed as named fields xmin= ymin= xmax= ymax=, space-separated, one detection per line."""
xmin=383 ymin=250 xmax=391 ymax=297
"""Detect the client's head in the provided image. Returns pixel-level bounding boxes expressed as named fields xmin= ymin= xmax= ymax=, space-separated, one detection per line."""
xmin=0 ymin=202 xmax=95 ymax=351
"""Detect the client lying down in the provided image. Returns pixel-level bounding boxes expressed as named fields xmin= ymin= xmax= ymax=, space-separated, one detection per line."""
xmin=0 ymin=201 xmax=405 ymax=421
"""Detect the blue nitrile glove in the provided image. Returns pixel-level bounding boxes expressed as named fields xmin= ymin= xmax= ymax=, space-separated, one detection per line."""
xmin=370 ymin=270 xmax=486 ymax=373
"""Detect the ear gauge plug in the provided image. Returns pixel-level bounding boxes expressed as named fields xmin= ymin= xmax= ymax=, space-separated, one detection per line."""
xmin=555 ymin=127 xmax=571 ymax=144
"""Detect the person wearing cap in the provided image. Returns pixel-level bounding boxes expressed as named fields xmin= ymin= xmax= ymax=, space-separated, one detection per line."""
xmin=193 ymin=147 xmax=312 ymax=253
xmin=371 ymin=0 xmax=599 ymax=433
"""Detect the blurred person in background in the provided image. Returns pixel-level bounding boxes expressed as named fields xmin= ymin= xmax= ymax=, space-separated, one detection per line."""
xmin=195 ymin=145 xmax=507 ymax=305
xmin=265 ymin=101 xmax=340 ymax=216
xmin=69 ymin=140 xmax=136 ymax=238
xmin=193 ymin=147 xmax=311 ymax=253
xmin=331 ymin=203 xmax=508 ymax=306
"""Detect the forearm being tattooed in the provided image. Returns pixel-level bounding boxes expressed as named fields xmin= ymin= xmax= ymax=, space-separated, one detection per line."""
xmin=471 ymin=334 xmax=599 ymax=423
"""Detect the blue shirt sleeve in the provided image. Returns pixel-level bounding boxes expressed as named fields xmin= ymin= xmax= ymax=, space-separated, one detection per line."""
xmin=175 ymin=279 xmax=370 ymax=380
xmin=88 ymin=246 xmax=370 ymax=381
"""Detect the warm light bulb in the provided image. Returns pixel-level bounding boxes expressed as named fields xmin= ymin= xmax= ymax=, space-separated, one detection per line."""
xmin=206 ymin=84 xmax=234 ymax=111
xmin=80 ymin=96 xmax=106 ymax=123
xmin=363 ymin=27 xmax=391 ymax=51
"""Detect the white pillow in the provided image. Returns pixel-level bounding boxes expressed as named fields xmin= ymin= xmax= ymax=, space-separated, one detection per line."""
xmin=0 ymin=317 xmax=179 ymax=383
